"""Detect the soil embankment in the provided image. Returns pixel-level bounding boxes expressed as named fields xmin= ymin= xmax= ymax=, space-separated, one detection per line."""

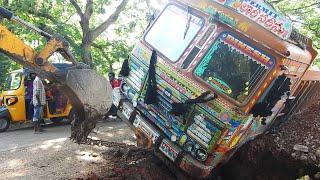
xmin=220 ymin=92 xmax=320 ymax=180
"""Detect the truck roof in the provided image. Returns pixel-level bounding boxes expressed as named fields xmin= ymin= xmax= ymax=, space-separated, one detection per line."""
xmin=172 ymin=0 xmax=318 ymax=65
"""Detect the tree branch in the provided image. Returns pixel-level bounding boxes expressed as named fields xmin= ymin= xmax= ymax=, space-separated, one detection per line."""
xmin=70 ymin=0 xmax=90 ymax=35
xmin=90 ymin=0 xmax=129 ymax=41
xmin=268 ymin=0 xmax=286 ymax=4
xmin=28 ymin=10 xmax=80 ymax=49
xmin=41 ymin=23 xmax=80 ymax=50
xmin=84 ymin=0 xmax=93 ymax=19
xmin=69 ymin=0 xmax=84 ymax=17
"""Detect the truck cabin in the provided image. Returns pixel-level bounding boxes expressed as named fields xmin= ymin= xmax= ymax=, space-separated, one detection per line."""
xmin=140 ymin=0 xmax=317 ymax=118
xmin=120 ymin=0 xmax=318 ymax=178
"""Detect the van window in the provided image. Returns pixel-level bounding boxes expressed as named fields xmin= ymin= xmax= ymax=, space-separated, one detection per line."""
xmin=194 ymin=32 xmax=275 ymax=103
xmin=4 ymin=73 xmax=22 ymax=90
xmin=145 ymin=5 xmax=204 ymax=62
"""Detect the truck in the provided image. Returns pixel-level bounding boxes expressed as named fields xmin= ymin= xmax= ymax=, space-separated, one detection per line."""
xmin=116 ymin=0 xmax=319 ymax=178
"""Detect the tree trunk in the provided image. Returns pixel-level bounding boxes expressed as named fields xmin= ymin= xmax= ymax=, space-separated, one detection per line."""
xmin=69 ymin=0 xmax=129 ymax=67
xmin=81 ymin=20 xmax=92 ymax=66
xmin=82 ymin=42 xmax=92 ymax=67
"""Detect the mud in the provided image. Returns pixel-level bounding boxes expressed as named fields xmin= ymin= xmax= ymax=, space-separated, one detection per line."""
xmin=80 ymin=145 xmax=177 ymax=180
xmin=63 ymin=69 xmax=113 ymax=143
xmin=219 ymin=91 xmax=320 ymax=180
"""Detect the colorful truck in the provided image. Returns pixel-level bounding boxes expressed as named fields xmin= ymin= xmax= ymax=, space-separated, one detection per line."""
xmin=117 ymin=0 xmax=319 ymax=177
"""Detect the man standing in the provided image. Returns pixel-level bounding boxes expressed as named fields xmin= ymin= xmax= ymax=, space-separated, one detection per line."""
xmin=32 ymin=74 xmax=46 ymax=133
xmin=106 ymin=71 xmax=121 ymax=118
xmin=25 ymin=72 xmax=36 ymax=120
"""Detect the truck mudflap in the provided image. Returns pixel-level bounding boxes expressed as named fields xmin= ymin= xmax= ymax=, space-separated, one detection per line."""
xmin=118 ymin=100 xmax=215 ymax=178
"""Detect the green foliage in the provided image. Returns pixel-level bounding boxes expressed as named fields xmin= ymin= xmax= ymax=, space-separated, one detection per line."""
xmin=0 ymin=55 xmax=21 ymax=91
xmin=0 ymin=0 xmax=148 ymax=75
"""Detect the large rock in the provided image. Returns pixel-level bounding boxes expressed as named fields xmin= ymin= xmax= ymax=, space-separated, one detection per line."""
xmin=60 ymin=69 xmax=113 ymax=142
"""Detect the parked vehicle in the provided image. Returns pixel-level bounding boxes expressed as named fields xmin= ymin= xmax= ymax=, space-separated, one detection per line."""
xmin=0 ymin=63 xmax=76 ymax=132
xmin=0 ymin=6 xmax=112 ymax=136
xmin=117 ymin=0 xmax=319 ymax=178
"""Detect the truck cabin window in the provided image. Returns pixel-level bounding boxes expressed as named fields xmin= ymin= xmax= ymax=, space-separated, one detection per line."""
xmin=4 ymin=73 xmax=21 ymax=91
xmin=145 ymin=4 xmax=204 ymax=62
xmin=194 ymin=32 xmax=275 ymax=103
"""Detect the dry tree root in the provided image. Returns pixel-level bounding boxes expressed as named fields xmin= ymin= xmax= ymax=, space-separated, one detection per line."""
xmin=70 ymin=107 xmax=102 ymax=143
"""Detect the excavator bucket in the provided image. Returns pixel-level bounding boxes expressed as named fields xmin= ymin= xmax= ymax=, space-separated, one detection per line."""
xmin=61 ymin=69 xmax=113 ymax=142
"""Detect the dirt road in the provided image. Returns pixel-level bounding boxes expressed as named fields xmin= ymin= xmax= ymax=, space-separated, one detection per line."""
xmin=0 ymin=120 xmax=136 ymax=180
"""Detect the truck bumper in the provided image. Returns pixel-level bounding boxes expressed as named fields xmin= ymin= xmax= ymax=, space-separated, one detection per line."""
xmin=118 ymin=101 xmax=214 ymax=178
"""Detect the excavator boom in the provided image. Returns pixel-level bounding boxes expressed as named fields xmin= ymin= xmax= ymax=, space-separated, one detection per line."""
xmin=0 ymin=7 xmax=112 ymax=142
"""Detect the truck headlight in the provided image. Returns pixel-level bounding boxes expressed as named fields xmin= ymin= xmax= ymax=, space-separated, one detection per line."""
xmin=184 ymin=141 xmax=195 ymax=153
xmin=195 ymin=148 xmax=208 ymax=162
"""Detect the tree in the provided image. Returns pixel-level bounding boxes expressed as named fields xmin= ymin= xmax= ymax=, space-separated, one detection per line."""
xmin=0 ymin=55 xmax=20 ymax=90
xmin=0 ymin=0 xmax=149 ymax=88
xmin=27 ymin=0 xmax=130 ymax=67
xmin=69 ymin=0 xmax=129 ymax=66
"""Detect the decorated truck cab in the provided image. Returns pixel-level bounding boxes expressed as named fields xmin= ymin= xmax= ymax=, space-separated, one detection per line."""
xmin=117 ymin=0 xmax=318 ymax=178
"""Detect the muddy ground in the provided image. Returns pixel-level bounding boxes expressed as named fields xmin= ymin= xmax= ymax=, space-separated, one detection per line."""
xmin=219 ymin=90 xmax=320 ymax=180
xmin=82 ymin=94 xmax=320 ymax=180
xmin=83 ymin=146 xmax=177 ymax=180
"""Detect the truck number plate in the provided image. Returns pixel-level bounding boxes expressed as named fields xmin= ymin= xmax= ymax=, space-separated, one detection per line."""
xmin=159 ymin=140 xmax=178 ymax=161
xmin=122 ymin=103 xmax=133 ymax=120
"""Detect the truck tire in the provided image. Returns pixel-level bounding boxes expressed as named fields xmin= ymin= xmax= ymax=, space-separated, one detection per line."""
xmin=0 ymin=118 xmax=10 ymax=132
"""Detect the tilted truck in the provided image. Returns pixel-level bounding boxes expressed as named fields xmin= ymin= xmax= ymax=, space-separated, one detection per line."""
xmin=116 ymin=0 xmax=319 ymax=178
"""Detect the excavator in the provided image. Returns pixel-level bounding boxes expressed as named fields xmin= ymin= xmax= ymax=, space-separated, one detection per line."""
xmin=0 ymin=7 xmax=113 ymax=142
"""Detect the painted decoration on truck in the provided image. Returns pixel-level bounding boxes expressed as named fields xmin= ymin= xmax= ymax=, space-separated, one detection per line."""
xmin=221 ymin=32 xmax=275 ymax=68
xmin=194 ymin=32 xmax=274 ymax=102
xmin=235 ymin=0 xmax=292 ymax=39
xmin=197 ymin=0 xmax=293 ymax=39
xmin=130 ymin=43 xmax=261 ymax=155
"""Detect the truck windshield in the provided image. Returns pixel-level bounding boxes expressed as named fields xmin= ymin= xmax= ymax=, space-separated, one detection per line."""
xmin=194 ymin=32 xmax=275 ymax=103
xmin=3 ymin=73 xmax=22 ymax=91
xmin=145 ymin=4 xmax=204 ymax=62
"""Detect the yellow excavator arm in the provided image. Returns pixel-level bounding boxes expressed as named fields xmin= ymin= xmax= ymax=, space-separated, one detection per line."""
xmin=0 ymin=24 xmax=58 ymax=75
xmin=0 ymin=7 xmax=113 ymax=142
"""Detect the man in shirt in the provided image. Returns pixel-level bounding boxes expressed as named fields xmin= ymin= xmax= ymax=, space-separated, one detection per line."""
xmin=106 ymin=71 xmax=121 ymax=118
xmin=32 ymin=74 xmax=46 ymax=133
